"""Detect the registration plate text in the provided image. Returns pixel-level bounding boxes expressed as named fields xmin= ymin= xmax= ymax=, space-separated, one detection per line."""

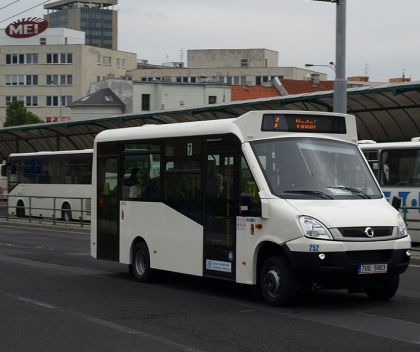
xmin=358 ymin=264 xmax=388 ymax=274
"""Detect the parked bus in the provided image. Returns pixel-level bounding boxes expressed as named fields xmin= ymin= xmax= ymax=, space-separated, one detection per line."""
xmin=5 ymin=149 xmax=92 ymax=221
xmin=360 ymin=139 xmax=420 ymax=243
xmin=91 ymin=111 xmax=411 ymax=306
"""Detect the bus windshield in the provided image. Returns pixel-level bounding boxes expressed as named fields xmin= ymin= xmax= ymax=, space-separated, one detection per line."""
xmin=251 ymin=137 xmax=382 ymax=200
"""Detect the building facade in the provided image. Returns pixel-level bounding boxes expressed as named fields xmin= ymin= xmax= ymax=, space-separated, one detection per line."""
xmin=0 ymin=28 xmax=136 ymax=123
xmin=44 ymin=0 xmax=118 ymax=50
xmin=87 ymin=79 xmax=231 ymax=116
xmin=129 ymin=49 xmax=327 ymax=86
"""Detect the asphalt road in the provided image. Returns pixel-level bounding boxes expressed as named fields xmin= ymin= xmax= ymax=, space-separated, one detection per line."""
xmin=0 ymin=224 xmax=419 ymax=352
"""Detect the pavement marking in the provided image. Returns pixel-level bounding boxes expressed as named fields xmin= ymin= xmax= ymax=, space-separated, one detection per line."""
xmin=16 ymin=296 xmax=56 ymax=310
xmin=0 ymin=290 xmax=204 ymax=352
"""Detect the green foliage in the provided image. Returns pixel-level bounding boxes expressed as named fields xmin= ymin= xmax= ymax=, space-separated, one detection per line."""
xmin=4 ymin=101 xmax=43 ymax=127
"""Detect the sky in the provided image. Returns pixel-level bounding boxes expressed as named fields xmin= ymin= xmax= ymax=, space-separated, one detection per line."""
xmin=1 ymin=0 xmax=419 ymax=82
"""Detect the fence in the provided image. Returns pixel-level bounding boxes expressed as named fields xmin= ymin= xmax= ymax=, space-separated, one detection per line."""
xmin=0 ymin=194 xmax=90 ymax=228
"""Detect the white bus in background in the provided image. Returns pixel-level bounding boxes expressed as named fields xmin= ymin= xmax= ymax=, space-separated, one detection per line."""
xmin=360 ymin=139 xmax=420 ymax=243
xmin=91 ymin=110 xmax=411 ymax=306
xmin=5 ymin=149 xmax=92 ymax=221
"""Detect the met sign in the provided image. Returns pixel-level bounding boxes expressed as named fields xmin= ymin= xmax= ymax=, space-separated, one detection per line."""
xmin=5 ymin=17 xmax=48 ymax=38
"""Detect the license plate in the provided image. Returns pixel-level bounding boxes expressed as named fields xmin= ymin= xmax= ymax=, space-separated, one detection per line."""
xmin=358 ymin=264 xmax=388 ymax=274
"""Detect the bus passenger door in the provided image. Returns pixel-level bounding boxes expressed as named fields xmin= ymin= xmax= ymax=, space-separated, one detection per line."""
xmin=204 ymin=153 xmax=238 ymax=280
xmin=97 ymin=156 xmax=120 ymax=261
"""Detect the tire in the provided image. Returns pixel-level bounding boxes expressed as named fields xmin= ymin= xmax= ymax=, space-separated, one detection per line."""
xmin=260 ymin=256 xmax=297 ymax=306
xmin=16 ymin=201 xmax=25 ymax=217
xmin=61 ymin=203 xmax=72 ymax=221
xmin=131 ymin=242 xmax=152 ymax=282
xmin=364 ymin=274 xmax=399 ymax=300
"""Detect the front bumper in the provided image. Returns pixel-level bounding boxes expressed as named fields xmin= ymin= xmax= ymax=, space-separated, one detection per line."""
xmin=284 ymin=237 xmax=411 ymax=289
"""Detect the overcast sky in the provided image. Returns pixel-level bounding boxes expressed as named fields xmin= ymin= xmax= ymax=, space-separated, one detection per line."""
xmin=2 ymin=0 xmax=419 ymax=82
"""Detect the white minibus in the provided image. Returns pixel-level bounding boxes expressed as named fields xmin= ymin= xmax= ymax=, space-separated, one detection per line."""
xmin=5 ymin=149 xmax=92 ymax=221
xmin=360 ymin=140 xmax=420 ymax=243
xmin=91 ymin=111 xmax=411 ymax=306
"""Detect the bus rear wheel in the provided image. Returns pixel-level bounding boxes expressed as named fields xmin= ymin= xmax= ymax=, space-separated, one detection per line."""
xmin=260 ymin=256 xmax=297 ymax=306
xmin=16 ymin=200 xmax=25 ymax=217
xmin=364 ymin=274 xmax=399 ymax=300
xmin=61 ymin=203 xmax=72 ymax=221
xmin=131 ymin=242 xmax=152 ymax=282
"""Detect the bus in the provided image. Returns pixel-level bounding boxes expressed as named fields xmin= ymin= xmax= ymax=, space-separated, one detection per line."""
xmin=5 ymin=149 xmax=92 ymax=221
xmin=360 ymin=140 xmax=420 ymax=243
xmin=91 ymin=111 xmax=411 ymax=306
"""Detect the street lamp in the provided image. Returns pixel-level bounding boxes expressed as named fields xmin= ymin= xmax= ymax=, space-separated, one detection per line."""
xmin=305 ymin=62 xmax=336 ymax=75
xmin=309 ymin=0 xmax=347 ymax=113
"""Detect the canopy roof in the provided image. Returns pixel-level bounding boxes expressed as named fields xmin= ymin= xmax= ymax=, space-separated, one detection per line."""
xmin=1 ymin=80 xmax=420 ymax=160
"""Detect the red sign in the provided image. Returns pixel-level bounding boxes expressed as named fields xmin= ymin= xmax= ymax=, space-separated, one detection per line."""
xmin=5 ymin=17 xmax=48 ymax=38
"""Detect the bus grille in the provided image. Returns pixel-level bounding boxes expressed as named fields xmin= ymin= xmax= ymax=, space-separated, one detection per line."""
xmin=338 ymin=227 xmax=394 ymax=239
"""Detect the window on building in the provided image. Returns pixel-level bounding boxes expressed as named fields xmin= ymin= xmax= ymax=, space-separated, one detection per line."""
xmin=6 ymin=96 xmax=24 ymax=106
xmin=26 ymin=96 xmax=38 ymax=107
xmin=141 ymin=94 xmax=151 ymax=111
xmin=6 ymin=53 xmax=38 ymax=64
xmin=240 ymin=58 xmax=248 ymax=67
xmin=46 ymin=53 xmax=72 ymax=64
xmin=208 ymin=96 xmax=217 ymax=104
xmin=40 ymin=38 xmax=47 ymax=45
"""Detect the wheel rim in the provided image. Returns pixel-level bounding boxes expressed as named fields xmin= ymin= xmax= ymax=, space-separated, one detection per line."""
xmin=135 ymin=250 xmax=147 ymax=276
xmin=264 ymin=267 xmax=281 ymax=298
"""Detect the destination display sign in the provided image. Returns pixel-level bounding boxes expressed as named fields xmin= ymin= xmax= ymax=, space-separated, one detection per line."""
xmin=5 ymin=17 xmax=48 ymax=38
xmin=261 ymin=113 xmax=347 ymax=134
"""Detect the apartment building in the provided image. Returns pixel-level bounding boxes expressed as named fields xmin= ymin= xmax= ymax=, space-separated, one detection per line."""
xmin=129 ymin=49 xmax=326 ymax=85
xmin=0 ymin=28 xmax=136 ymax=123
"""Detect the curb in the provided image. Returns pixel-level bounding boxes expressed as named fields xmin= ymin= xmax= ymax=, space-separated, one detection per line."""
xmin=0 ymin=220 xmax=90 ymax=234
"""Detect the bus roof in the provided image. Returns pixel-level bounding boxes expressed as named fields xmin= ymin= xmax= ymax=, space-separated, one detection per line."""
xmin=8 ymin=149 xmax=93 ymax=159
xmin=359 ymin=141 xmax=420 ymax=150
xmin=94 ymin=111 xmax=358 ymax=145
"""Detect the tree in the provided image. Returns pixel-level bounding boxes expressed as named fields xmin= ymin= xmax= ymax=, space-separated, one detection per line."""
xmin=4 ymin=101 xmax=43 ymax=127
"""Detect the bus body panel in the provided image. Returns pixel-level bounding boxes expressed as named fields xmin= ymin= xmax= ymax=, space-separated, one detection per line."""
xmin=8 ymin=183 xmax=92 ymax=219
xmin=120 ymin=201 xmax=203 ymax=276
xmin=286 ymin=198 xmax=398 ymax=228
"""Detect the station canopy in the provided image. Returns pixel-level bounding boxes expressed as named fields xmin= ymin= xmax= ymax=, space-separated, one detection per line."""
xmin=1 ymin=80 xmax=420 ymax=160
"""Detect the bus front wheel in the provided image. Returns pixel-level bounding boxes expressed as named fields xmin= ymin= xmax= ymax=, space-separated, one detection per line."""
xmin=260 ymin=256 xmax=297 ymax=306
xmin=364 ymin=274 xmax=399 ymax=300
xmin=131 ymin=242 xmax=152 ymax=282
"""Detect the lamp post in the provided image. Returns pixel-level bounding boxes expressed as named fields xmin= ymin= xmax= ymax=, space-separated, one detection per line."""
xmin=310 ymin=0 xmax=347 ymax=113
xmin=305 ymin=62 xmax=336 ymax=75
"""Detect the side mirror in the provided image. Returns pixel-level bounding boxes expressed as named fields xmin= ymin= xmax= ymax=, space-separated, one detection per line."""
xmin=391 ymin=196 xmax=401 ymax=211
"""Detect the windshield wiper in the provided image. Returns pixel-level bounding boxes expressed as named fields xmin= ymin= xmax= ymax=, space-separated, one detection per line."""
xmin=327 ymin=186 xmax=371 ymax=199
xmin=282 ymin=190 xmax=333 ymax=199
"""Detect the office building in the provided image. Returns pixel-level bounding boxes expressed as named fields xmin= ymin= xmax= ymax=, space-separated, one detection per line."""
xmin=44 ymin=0 xmax=118 ymax=49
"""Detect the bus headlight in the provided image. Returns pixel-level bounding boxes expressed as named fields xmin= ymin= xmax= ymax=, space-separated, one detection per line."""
xmin=397 ymin=214 xmax=408 ymax=238
xmin=298 ymin=216 xmax=333 ymax=240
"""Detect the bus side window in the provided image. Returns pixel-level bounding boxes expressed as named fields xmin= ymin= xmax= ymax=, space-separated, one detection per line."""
xmin=239 ymin=156 xmax=261 ymax=217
